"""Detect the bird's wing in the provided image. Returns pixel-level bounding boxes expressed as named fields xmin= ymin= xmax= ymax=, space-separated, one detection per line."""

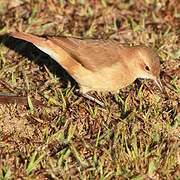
xmin=10 ymin=32 xmax=129 ymax=72
xmin=48 ymin=37 xmax=128 ymax=71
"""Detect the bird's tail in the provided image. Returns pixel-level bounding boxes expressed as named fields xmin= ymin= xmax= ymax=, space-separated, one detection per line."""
xmin=10 ymin=32 xmax=81 ymax=72
xmin=10 ymin=32 xmax=46 ymax=46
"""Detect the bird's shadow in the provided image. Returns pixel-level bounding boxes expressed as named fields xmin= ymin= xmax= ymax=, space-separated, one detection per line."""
xmin=0 ymin=34 xmax=77 ymax=90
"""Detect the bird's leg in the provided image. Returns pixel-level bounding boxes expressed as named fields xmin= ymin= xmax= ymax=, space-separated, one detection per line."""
xmin=82 ymin=93 xmax=105 ymax=107
xmin=74 ymin=88 xmax=105 ymax=106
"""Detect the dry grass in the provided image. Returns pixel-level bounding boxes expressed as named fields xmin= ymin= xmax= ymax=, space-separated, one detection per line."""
xmin=0 ymin=0 xmax=179 ymax=179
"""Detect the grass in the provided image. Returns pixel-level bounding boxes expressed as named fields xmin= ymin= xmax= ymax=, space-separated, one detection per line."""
xmin=0 ymin=0 xmax=179 ymax=179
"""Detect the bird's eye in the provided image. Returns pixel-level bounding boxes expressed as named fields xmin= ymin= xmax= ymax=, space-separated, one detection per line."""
xmin=145 ymin=65 xmax=150 ymax=71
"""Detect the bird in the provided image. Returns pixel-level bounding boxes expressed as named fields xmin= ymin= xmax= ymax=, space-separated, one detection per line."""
xmin=9 ymin=32 xmax=164 ymax=105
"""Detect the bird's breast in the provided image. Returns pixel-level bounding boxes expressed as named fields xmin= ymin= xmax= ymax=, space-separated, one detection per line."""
xmin=70 ymin=62 xmax=136 ymax=93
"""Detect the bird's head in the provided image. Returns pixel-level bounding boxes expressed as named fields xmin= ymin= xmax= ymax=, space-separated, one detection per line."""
xmin=134 ymin=46 xmax=164 ymax=92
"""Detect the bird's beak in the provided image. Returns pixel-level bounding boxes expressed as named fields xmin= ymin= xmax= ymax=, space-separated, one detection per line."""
xmin=154 ymin=77 xmax=165 ymax=93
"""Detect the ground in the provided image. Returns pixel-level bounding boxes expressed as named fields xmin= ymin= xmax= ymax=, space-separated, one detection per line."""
xmin=0 ymin=0 xmax=179 ymax=179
